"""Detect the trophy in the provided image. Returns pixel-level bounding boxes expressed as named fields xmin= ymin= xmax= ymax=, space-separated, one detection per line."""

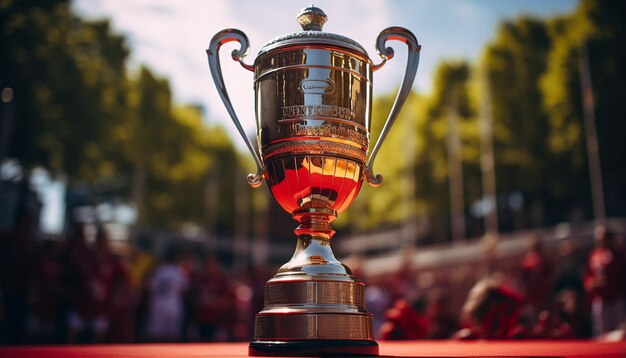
xmin=207 ymin=6 xmax=420 ymax=356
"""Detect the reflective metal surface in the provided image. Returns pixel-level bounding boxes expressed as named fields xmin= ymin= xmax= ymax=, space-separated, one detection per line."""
xmin=264 ymin=281 xmax=365 ymax=306
xmin=206 ymin=29 xmax=263 ymax=187
xmin=207 ymin=5 xmax=420 ymax=355
xmin=255 ymin=280 xmax=374 ymax=340
xmin=365 ymin=27 xmax=421 ymax=186
xmin=255 ymin=313 xmax=374 ymax=340
xmin=258 ymin=6 xmax=368 ymax=57
xmin=255 ymin=47 xmax=371 ymax=155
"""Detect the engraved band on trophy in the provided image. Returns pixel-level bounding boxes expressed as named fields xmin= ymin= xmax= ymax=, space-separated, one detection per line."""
xmin=207 ymin=5 xmax=420 ymax=356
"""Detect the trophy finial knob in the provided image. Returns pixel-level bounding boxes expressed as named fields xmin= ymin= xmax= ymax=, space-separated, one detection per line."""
xmin=296 ymin=5 xmax=327 ymax=31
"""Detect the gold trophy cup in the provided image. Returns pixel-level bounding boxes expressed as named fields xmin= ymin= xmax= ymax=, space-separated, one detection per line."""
xmin=207 ymin=6 xmax=420 ymax=356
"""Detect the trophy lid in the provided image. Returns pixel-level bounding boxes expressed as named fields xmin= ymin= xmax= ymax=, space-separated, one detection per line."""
xmin=257 ymin=5 xmax=369 ymax=58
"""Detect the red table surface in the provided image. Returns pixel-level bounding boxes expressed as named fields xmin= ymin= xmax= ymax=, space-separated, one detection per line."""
xmin=1 ymin=341 xmax=625 ymax=358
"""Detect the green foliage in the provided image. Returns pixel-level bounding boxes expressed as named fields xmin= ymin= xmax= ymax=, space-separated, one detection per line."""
xmin=540 ymin=0 xmax=626 ymax=217
xmin=0 ymin=1 xmax=242 ymax=232
xmin=480 ymin=17 xmax=556 ymax=226
xmin=349 ymin=0 xmax=626 ymax=238
xmin=484 ymin=18 xmax=551 ymax=172
xmin=415 ymin=61 xmax=480 ymax=241
xmin=581 ymin=0 xmax=626 ymax=212
xmin=341 ymin=90 xmax=422 ymax=231
xmin=346 ymin=60 xmax=480 ymax=239
xmin=1 ymin=0 xmax=129 ymax=179
xmin=118 ymin=68 xmax=241 ymax=230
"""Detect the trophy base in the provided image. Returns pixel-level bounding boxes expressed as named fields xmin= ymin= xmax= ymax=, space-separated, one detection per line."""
xmin=249 ymin=339 xmax=379 ymax=357
xmin=250 ymin=231 xmax=378 ymax=356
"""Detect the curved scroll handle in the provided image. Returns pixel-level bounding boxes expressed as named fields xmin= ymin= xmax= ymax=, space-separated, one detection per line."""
xmin=366 ymin=27 xmax=421 ymax=187
xmin=206 ymin=29 xmax=263 ymax=188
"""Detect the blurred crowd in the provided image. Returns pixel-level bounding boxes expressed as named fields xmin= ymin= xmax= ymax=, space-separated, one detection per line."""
xmin=0 ymin=216 xmax=269 ymax=345
xmin=1 ymin=215 xmax=625 ymax=345
xmin=367 ymin=226 xmax=625 ymax=341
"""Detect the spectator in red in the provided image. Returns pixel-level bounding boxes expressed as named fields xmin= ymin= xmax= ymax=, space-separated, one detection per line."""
xmin=66 ymin=224 xmax=128 ymax=343
xmin=456 ymin=276 xmax=526 ymax=340
xmin=387 ymin=255 xmax=418 ymax=301
xmin=534 ymin=288 xmax=591 ymax=338
xmin=552 ymin=238 xmax=586 ymax=298
xmin=584 ymin=226 xmax=625 ymax=337
xmin=95 ymin=228 xmax=134 ymax=343
xmin=378 ymin=297 xmax=428 ymax=340
xmin=519 ymin=235 xmax=553 ymax=316
xmin=29 ymin=239 xmax=64 ymax=343
xmin=63 ymin=222 xmax=104 ymax=343
xmin=0 ymin=210 xmax=36 ymax=344
xmin=425 ymin=289 xmax=458 ymax=339
xmin=187 ymin=259 xmax=234 ymax=341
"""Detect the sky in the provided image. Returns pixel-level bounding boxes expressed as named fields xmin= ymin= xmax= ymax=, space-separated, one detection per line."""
xmin=73 ymin=0 xmax=577 ymax=148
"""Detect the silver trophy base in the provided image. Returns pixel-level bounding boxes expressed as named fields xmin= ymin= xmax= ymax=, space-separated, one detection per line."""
xmin=249 ymin=235 xmax=378 ymax=356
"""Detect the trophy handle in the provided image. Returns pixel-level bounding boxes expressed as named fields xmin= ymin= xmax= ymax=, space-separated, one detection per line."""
xmin=207 ymin=29 xmax=264 ymax=188
xmin=365 ymin=27 xmax=421 ymax=187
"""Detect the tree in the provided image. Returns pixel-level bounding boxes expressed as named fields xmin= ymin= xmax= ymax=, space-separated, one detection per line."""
xmin=541 ymin=0 xmax=626 ymax=220
xmin=481 ymin=17 xmax=553 ymax=227
xmin=347 ymin=60 xmax=480 ymax=244
xmin=121 ymin=68 xmax=242 ymax=231
xmin=0 ymin=0 xmax=129 ymax=179
xmin=1 ymin=1 xmax=245 ymax=233
xmin=344 ymin=90 xmax=423 ymax=232
xmin=417 ymin=61 xmax=480 ymax=242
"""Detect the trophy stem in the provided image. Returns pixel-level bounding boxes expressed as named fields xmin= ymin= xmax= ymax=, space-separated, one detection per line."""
xmin=249 ymin=207 xmax=378 ymax=356
xmin=273 ymin=208 xmax=356 ymax=279
xmin=293 ymin=207 xmax=336 ymax=240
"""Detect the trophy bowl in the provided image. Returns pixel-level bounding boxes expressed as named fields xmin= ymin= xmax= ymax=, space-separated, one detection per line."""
xmin=207 ymin=6 xmax=420 ymax=356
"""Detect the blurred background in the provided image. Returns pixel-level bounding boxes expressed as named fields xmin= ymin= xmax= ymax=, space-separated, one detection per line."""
xmin=1 ymin=0 xmax=625 ymax=345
